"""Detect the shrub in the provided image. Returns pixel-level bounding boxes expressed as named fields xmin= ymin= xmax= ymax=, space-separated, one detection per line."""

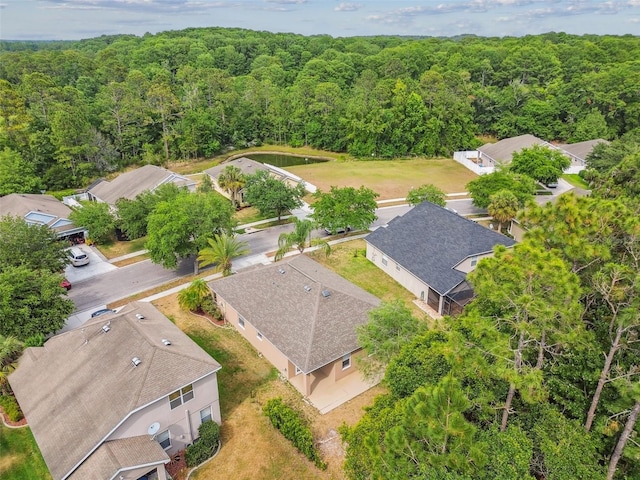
xmin=263 ymin=397 xmax=326 ymax=469
xmin=200 ymin=295 xmax=222 ymax=319
xmin=0 ymin=395 xmax=23 ymax=422
xmin=185 ymin=420 xmax=220 ymax=467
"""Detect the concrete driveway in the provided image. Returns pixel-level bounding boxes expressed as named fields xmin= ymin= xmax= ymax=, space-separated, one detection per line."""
xmin=64 ymin=244 xmax=117 ymax=284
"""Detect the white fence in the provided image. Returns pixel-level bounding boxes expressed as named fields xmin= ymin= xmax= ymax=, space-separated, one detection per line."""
xmin=452 ymin=151 xmax=495 ymax=176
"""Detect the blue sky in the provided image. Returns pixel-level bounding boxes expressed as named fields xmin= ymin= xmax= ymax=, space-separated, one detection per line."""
xmin=1 ymin=1 xmax=639 ymax=41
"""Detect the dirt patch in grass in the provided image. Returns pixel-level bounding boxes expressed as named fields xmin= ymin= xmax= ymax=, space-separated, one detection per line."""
xmin=288 ymin=157 xmax=477 ymax=200
xmin=152 ymin=294 xmax=384 ymax=480
xmin=111 ymin=253 xmax=151 ymax=268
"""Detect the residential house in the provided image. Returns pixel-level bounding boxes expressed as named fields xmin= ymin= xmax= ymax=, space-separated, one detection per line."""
xmin=0 ymin=193 xmax=86 ymax=242
xmin=9 ymin=302 xmax=222 ymax=480
xmin=556 ymin=139 xmax=608 ymax=173
xmin=87 ymin=165 xmax=196 ymax=207
xmin=209 ymin=254 xmax=380 ymax=413
xmin=204 ymin=157 xmax=268 ymax=205
xmin=366 ymin=201 xmax=515 ymax=316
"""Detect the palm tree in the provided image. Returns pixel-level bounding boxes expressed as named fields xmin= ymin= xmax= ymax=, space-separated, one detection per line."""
xmin=275 ymin=218 xmax=331 ymax=261
xmin=488 ymin=189 xmax=519 ymax=233
xmin=198 ymin=233 xmax=250 ymax=276
xmin=217 ymin=165 xmax=245 ymax=209
xmin=0 ymin=335 xmax=24 ymax=396
xmin=178 ymin=279 xmax=211 ymax=312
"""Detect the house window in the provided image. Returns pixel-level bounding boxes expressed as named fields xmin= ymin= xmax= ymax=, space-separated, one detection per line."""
xmin=169 ymin=384 xmax=194 ymax=409
xmin=257 ymin=331 xmax=263 ymax=341
xmin=381 ymin=255 xmax=388 ymax=266
xmin=395 ymin=263 xmax=400 ymax=271
xmin=157 ymin=429 xmax=171 ymax=449
xmin=238 ymin=316 xmax=245 ymax=329
xmin=342 ymin=354 xmax=351 ymax=370
xmin=470 ymin=256 xmax=478 ymax=267
xmin=295 ymin=366 xmax=302 ymax=375
xmin=200 ymin=406 xmax=212 ymax=424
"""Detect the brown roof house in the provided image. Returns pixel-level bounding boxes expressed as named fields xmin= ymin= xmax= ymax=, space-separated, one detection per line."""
xmin=209 ymin=254 xmax=380 ymax=414
xmin=9 ymin=302 xmax=222 ymax=480
xmin=204 ymin=157 xmax=268 ymax=206
xmin=0 ymin=193 xmax=86 ymax=240
xmin=366 ymin=201 xmax=515 ymax=317
xmin=87 ymin=164 xmax=196 ymax=206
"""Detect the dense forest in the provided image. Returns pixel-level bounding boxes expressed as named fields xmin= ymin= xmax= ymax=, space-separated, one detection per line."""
xmin=1 ymin=29 xmax=640 ymax=192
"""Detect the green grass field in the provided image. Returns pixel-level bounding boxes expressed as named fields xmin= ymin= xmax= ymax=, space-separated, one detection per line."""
xmin=0 ymin=425 xmax=51 ymax=480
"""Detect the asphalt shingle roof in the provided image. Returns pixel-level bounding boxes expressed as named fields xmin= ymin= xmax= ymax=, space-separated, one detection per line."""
xmin=366 ymin=201 xmax=515 ymax=295
xmin=478 ymin=134 xmax=547 ymax=164
xmin=204 ymin=157 xmax=268 ymax=179
xmin=9 ymin=302 xmax=220 ymax=480
xmin=0 ymin=193 xmax=81 ymax=235
xmin=557 ymin=139 xmax=608 ymax=162
xmin=88 ymin=165 xmax=195 ymax=205
xmin=209 ymin=255 xmax=380 ymax=373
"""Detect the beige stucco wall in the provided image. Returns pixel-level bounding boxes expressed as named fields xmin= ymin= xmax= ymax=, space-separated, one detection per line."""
xmin=108 ymin=373 xmax=221 ymax=456
xmin=453 ymin=252 xmax=495 ymax=274
xmin=366 ymin=243 xmax=431 ymax=301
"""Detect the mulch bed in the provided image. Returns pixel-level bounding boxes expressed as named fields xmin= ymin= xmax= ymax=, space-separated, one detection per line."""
xmin=0 ymin=405 xmax=27 ymax=428
xmin=190 ymin=309 xmax=225 ymax=327
xmin=165 ymin=450 xmax=188 ymax=479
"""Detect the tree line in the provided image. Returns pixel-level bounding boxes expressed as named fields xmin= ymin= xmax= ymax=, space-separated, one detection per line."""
xmin=1 ymin=30 xmax=639 ymax=193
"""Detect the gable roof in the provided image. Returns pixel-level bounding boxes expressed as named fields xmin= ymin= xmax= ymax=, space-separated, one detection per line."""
xmin=0 ymin=193 xmax=82 ymax=236
xmin=88 ymin=165 xmax=195 ymax=205
xmin=204 ymin=157 xmax=268 ymax=179
xmin=9 ymin=302 xmax=220 ymax=480
xmin=366 ymin=201 xmax=515 ymax=295
xmin=209 ymin=255 xmax=379 ymax=373
xmin=557 ymin=139 xmax=609 ymax=162
xmin=67 ymin=436 xmax=169 ymax=480
xmin=478 ymin=134 xmax=548 ymax=164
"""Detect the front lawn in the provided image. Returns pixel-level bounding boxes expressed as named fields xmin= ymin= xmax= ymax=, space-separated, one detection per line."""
xmin=0 ymin=425 xmax=51 ymax=480
xmin=562 ymin=173 xmax=590 ymax=189
xmin=96 ymin=236 xmax=148 ymax=259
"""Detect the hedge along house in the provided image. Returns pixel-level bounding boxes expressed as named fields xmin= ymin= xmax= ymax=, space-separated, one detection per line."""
xmin=9 ymin=302 xmax=222 ymax=480
xmin=366 ymin=201 xmax=515 ymax=317
xmin=0 ymin=193 xmax=87 ymax=242
xmin=209 ymin=255 xmax=380 ymax=414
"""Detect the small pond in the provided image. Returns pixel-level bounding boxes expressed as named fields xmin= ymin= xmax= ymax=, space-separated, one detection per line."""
xmin=244 ymin=153 xmax=329 ymax=168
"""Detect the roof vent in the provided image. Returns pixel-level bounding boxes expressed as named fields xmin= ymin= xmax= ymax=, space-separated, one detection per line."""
xmin=131 ymin=357 xmax=141 ymax=367
xmin=101 ymin=322 xmax=111 ymax=333
xmin=322 ymin=289 xmax=331 ymax=298
xmin=278 ymin=268 xmax=285 ymax=274
xmin=162 ymin=339 xmax=171 ymax=346
xmin=135 ymin=313 xmax=145 ymax=320
xmin=304 ymin=285 xmax=312 ymax=292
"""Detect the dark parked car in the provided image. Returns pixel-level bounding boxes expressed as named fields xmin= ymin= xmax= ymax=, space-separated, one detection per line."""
xmin=90 ymin=308 xmax=116 ymax=318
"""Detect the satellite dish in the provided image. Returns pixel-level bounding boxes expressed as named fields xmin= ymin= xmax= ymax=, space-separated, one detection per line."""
xmin=147 ymin=422 xmax=160 ymax=436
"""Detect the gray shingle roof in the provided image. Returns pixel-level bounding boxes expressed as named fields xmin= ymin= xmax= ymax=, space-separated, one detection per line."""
xmin=67 ymin=436 xmax=169 ymax=480
xmin=366 ymin=201 xmax=515 ymax=295
xmin=478 ymin=134 xmax=547 ymax=164
xmin=204 ymin=157 xmax=268 ymax=179
xmin=9 ymin=302 xmax=220 ymax=480
xmin=209 ymin=255 xmax=379 ymax=373
xmin=557 ymin=139 xmax=608 ymax=162
xmin=88 ymin=165 xmax=195 ymax=205
xmin=0 ymin=193 xmax=82 ymax=235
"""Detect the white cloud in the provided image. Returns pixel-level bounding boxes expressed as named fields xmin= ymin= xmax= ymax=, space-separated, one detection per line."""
xmin=334 ymin=2 xmax=362 ymax=12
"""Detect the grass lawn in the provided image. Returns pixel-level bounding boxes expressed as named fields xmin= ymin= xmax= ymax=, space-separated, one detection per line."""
xmin=288 ymin=157 xmax=477 ymax=200
xmin=562 ymin=173 xmax=590 ymax=189
xmin=233 ymin=206 xmax=266 ymax=225
xmin=153 ymin=295 xmax=384 ymax=480
xmin=0 ymin=425 xmax=51 ymax=480
xmin=308 ymin=239 xmax=428 ymax=319
xmin=96 ymin=236 xmax=148 ymax=260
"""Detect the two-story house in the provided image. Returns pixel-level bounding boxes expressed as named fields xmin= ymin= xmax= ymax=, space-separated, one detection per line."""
xmin=9 ymin=302 xmax=222 ymax=480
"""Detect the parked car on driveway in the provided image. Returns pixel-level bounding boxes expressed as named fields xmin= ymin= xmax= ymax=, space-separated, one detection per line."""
xmin=68 ymin=247 xmax=90 ymax=267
